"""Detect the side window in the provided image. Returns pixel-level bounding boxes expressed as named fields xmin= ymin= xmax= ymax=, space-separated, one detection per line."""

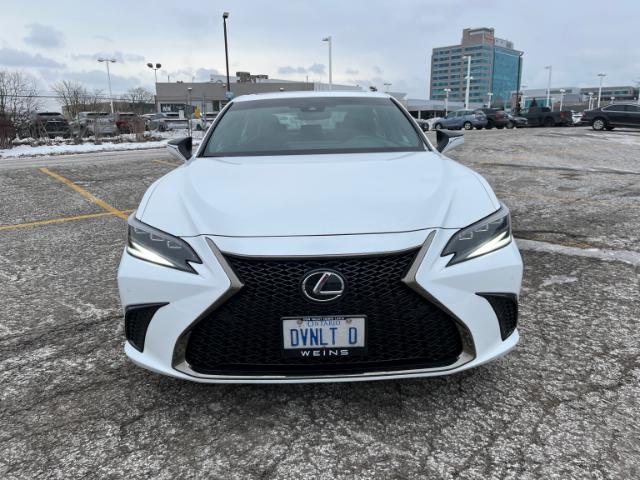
xmin=604 ymin=105 xmax=627 ymax=112
xmin=625 ymin=105 xmax=639 ymax=112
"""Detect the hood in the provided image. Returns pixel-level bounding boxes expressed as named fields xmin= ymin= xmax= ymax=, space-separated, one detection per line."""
xmin=139 ymin=151 xmax=499 ymax=237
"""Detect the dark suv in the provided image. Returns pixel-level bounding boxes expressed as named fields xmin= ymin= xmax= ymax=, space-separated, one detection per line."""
xmin=582 ymin=103 xmax=640 ymax=131
xmin=480 ymin=108 xmax=509 ymax=129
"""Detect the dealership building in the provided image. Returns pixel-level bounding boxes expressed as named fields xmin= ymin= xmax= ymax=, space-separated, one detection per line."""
xmin=154 ymin=73 xmax=361 ymax=114
xmin=430 ymin=27 xmax=523 ymax=108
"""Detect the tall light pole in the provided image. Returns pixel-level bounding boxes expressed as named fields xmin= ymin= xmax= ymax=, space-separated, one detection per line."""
xmin=559 ymin=88 xmax=566 ymax=111
xmin=443 ymin=88 xmax=451 ymax=115
xmin=487 ymin=92 xmax=493 ymax=108
xmin=98 ymin=57 xmax=116 ymax=113
xmin=587 ymin=92 xmax=594 ymax=110
xmin=463 ymin=55 xmax=472 ymax=109
xmin=322 ymin=36 xmax=332 ymax=90
xmin=544 ymin=65 xmax=552 ymax=107
xmin=187 ymin=87 xmax=193 ymax=137
xmin=520 ymin=84 xmax=528 ymax=111
xmin=222 ymin=12 xmax=231 ymax=97
xmin=147 ymin=62 xmax=161 ymax=112
xmin=597 ymin=73 xmax=606 ymax=108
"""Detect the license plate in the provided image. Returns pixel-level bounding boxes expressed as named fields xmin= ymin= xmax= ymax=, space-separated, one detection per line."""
xmin=282 ymin=316 xmax=366 ymax=358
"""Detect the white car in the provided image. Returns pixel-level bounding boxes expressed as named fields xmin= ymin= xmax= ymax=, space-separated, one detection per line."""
xmin=118 ymin=91 xmax=523 ymax=384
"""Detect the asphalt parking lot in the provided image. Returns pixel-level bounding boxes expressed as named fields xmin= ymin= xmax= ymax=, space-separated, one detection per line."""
xmin=1 ymin=126 xmax=639 ymax=479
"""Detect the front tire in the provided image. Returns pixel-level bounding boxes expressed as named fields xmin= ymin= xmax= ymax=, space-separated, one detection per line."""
xmin=592 ymin=118 xmax=606 ymax=131
xmin=434 ymin=123 xmax=443 ymax=130
xmin=505 ymin=121 xmax=514 ymax=129
xmin=463 ymin=121 xmax=473 ymax=130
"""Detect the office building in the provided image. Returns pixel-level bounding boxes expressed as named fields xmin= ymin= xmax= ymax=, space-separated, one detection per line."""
xmin=430 ymin=27 xmax=523 ymax=107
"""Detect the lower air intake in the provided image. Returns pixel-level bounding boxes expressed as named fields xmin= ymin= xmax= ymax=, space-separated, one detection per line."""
xmin=125 ymin=303 xmax=166 ymax=352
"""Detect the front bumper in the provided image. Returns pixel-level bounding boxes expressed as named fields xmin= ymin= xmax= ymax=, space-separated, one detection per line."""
xmin=117 ymin=229 xmax=523 ymax=383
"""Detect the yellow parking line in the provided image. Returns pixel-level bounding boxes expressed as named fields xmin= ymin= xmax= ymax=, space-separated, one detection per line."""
xmin=39 ymin=167 xmax=129 ymax=220
xmin=152 ymin=159 xmax=181 ymax=167
xmin=0 ymin=210 xmax=135 ymax=231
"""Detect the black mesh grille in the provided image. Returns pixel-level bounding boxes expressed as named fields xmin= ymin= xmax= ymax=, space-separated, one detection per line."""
xmin=478 ymin=294 xmax=518 ymax=340
xmin=125 ymin=304 xmax=166 ymax=352
xmin=185 ymin=250 xmax=464 ymax=376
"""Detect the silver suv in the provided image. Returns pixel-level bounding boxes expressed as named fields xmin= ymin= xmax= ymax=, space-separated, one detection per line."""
xmin=433 ymin=109 xmax=488 ymax=130
xmin=71 ymin=112 xmax=117 ymax=137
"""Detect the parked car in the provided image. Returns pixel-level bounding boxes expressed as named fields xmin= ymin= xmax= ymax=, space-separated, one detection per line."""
xmin=71 ymin=112 xmax=117 ymax=137
xmin=415 ymin=118 xmax=430 ymax=132
xmin=118 ymin=91 xmax=523 ymax=383
xmin=433 ymin=109 xmax=488 ymax=130
xmin=114 ymin=112 xmax=140 ymax=134
xmin=480 ymin=108 xmax=509 ymax=129
xmin=581 ymin=103 xmax=640 ymax=131
xmin=570 ymin=110 xmax=583 ymax=126
xmin=505 ymin=113 xmax=527 ymax=129
xmin=145 ymin=113 xmax=189 ymax=131
xmin=518 ymin=106 xmax=572 ymax=127
xmin=190 ymin=112 xmax=219 ymax=131
xmin=29 ymin=112 xmax=70 ymax=138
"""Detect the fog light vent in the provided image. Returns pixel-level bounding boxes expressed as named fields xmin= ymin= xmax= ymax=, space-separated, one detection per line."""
xmin=124 ymin=303 xmax=167 ymax=352
xmin=477 ymin=293 xmax=518 ymax=340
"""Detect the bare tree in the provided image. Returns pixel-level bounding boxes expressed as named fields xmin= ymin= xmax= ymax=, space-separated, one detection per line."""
xmin=0 ymin=70 xmax=41 ymax=135
xmin=124 ymin=87 xmax=154 ymax=114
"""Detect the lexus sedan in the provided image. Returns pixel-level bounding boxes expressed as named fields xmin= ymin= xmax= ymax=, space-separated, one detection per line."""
xmin=118 ymin=91 xmax=523 ymax=383
xmin=582 ymin=103 xmax=640 ymax=131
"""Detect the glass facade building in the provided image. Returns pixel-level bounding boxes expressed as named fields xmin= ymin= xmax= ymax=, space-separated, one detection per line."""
xmin=430 ymin=28 xmax=522 ymax=108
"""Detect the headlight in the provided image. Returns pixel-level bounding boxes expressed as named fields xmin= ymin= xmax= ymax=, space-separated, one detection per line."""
xmin=441 ymin=204 xmax=512 ymax=266
xmin=126 ymin=216 xmax=202 ymax=273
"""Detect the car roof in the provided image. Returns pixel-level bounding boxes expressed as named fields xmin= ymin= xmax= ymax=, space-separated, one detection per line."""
xmin=231 ymin=90 xmax=390 ymax=103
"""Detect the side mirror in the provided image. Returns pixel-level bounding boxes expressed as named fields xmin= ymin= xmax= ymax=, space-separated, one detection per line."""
xmin=436 ymin=129 xmax=464 ymax=154
xmin=167 ymin=137 xmax=192 ymax=163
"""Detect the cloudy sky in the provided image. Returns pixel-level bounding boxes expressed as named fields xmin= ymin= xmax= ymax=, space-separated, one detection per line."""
xmin=1 ymin=0 xmax=639 ymax=101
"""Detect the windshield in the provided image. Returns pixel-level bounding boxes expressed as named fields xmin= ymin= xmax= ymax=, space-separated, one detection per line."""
xmin=202 ymin=97 xmax=426 ymax=157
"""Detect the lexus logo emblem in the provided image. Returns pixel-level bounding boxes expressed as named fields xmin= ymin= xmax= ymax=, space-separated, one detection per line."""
xmin=301 ymin=270 xmax=346 ymax=303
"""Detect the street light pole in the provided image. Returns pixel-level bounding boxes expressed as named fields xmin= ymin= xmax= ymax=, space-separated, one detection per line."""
xmin=98 ymin=57 xmax=116 ymax=113
xmin=544 ymin=65 xmax=552 ymax=108
xmin=443 ymin=88 xmax=451 ymax=115
xmin=147 ymin=62 xmax=162 ymax=112
xmin=559 ymin=88 xmax=565 ymax=111
xmin=587 ymin=92 xmax=594 ymax=110
xmin=222 ymin=12 xmax=231 ymax=94
xmin=519 ymin=84 xmax=527 ymax=111
xmin=487 ymin=92 xmax=493 ymax=108
xmin=322 ymin=36 xmax=332 ymax=90
xmin=463 ymin=55 xmax=472 ymax=109
xmin=187 ymin=87 xmax=193 ymax=137
xmin=597 ymin=73 xmax=606 ymax=108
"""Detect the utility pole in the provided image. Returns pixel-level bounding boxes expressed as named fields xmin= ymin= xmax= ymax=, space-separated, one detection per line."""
xmin=323 ymin=36 xmax=332 ymax=90
xmin=559 ymin=88 xmax=565 ymax=111
xmin=98 ymin=57 xmax=116 ymax=113
xmin=464 ymin=55 xmax=472 ymax=109
xmin=487 ymin=92 xmax=493 ymax=108
xmin=544 ymin=66 xmax=552 ymax=108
